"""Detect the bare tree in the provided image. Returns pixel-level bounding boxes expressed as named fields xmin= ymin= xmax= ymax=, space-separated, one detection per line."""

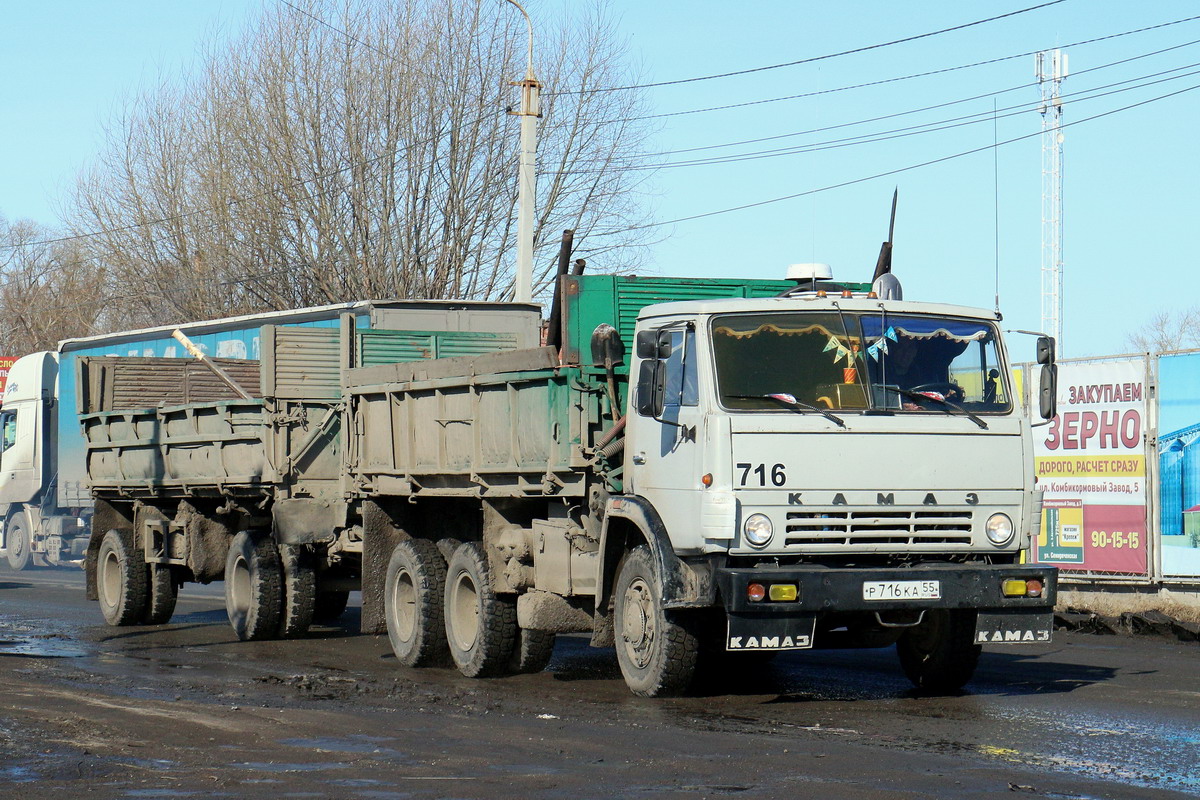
xmin=1126 ymin=308 xmax=1200 ymax=354
xmin=0 ymin=217 xmax=109 ymax=354
xmin=66 ymin=0 xmax=655 ymax=329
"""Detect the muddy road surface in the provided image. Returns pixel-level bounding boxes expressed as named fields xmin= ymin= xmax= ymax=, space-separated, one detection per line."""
xmin=1 ymin=567 xmax=1197 ymax=799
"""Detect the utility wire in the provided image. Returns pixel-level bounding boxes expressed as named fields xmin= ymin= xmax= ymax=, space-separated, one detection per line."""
xmin=559 ymin=61 xmax=1200 ymax=174
xmin=583 ymin=81 xmax=1200 ymax=238
xmin=623 ymin=13 xmax=1200 ymax=122
xmin=642 ymin=33 xmax=1200 ymax=157
xmin=547 ymin=0 xmax=1069 ymax=95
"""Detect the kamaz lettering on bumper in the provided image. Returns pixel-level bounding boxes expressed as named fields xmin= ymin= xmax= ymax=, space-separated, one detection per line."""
xmin=728 ymin=634 xmax=811 ymax=650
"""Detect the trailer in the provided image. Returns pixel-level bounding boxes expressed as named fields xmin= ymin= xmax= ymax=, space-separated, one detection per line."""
xmin=0 ymin=299 xmax=538 ymax=570
xmin=82 ymin=272 xmax=1060 ymax=696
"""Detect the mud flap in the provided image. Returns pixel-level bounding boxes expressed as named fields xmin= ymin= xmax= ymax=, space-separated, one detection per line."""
xmin=974 ymin=610 xmax=1054 ymax=645
xmin=726 ymin=613 xmax=816 ymax=651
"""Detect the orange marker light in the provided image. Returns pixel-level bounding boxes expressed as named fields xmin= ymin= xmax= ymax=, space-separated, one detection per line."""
xmin=701 ymin=473 xmax=713 ymax=487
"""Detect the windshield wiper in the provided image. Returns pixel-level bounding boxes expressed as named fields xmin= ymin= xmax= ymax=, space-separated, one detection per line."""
xmin=729 ymin=393 xmax=846 ymax=428
xmin=877 ymin=386 xmax=988 ymax=429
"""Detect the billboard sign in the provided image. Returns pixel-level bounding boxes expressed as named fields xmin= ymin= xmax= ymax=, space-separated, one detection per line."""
xmin=0 ymin=357 xmax=16 ymax=396
xmin=1033 ymin=359 xmax=1149 ymax=576
xmin=1156 ymin=351 xmax=1200 ymax=578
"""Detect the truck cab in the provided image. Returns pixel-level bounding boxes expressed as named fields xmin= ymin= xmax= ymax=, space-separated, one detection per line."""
xmin=0 ymin=352 xmax=83 ymax=569
xmin=614 ymin=280 xmax=1056 ymax=692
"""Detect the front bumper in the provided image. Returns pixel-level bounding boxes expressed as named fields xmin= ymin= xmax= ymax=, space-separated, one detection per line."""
xmin=713 ymin=563 xmax=1057 ymax=651
xmin=715 ymin=563 xmax=1056 ymax=614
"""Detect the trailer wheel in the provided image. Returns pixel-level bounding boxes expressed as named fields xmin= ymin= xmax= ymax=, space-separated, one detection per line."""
xmin=313 ymin=589 xmax=350 ymax=623
xmin=224 ymin=531 xmax=283 ymax=641
xmin=6 ymin=515 xmax=33 ymax=572
xmin=140 ymin=564 xmax=179 ymax=625
xmin=509 ymin=628 xmax=556 ymax=675
xmin=96 ymin=529 xmax=148 ymax=626
xmin=384 ymin=539 xmax=450 ymax=667
xmin=444 ymin=541 xmax=517 ymax=678
xmin=613 ymin=545 xmax=699 ymax=697
xmin=278 ymin=545 xmax=316 ymax=639
xmin=896 ymin=609 xmax=981 ymax=693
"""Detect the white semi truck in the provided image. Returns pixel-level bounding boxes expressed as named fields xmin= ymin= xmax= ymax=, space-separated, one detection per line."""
xmin=81 ymin=269 xmax=1059 ymax=696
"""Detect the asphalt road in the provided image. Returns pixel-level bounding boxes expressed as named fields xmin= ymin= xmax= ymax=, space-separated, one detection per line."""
xmin=1 ymin=566 xmax=1197 ymax=799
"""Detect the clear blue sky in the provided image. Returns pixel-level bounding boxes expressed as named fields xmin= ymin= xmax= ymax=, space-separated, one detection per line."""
xmin=2 ymin=1 xmax=1197 ymax=361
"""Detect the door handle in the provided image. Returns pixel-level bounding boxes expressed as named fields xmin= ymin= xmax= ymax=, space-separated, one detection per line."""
xmin=632 ymin=453 xmax=646 ymax=465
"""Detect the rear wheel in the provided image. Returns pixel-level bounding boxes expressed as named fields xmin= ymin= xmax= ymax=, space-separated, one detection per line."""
xmin=96 ymin=529 xmax=148 ymax=626
xmin=384 ymin=539 xmax=450 ymax=667
xmin=613 ymin=546 xmax=699 ymax=697
xmin=896 ymin=609 xmax=981 ymax=693
xmin=509 ymin=628 xmax=556 ymax=675
xmin=140 ymin=563 xmax=178 ymax=625
xmin=277 ymin=545 xmax=316 ymax=639
xmin=224 ymin=531 xmax=283 ymax=641
xmin=444 ymin=541 xmax=517 ymax=678
xmin=6 ymin=516 xmax=32 ymax=571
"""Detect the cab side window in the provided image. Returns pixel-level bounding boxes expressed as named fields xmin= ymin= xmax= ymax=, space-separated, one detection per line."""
xmin=662 ymin=329 xmax=698 ymax=408
xmin=0 ymin=410 xmax=16 ymax=453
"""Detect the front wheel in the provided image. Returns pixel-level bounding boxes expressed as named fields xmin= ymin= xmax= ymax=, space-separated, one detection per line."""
xmin=444 ymin=541 xmax=517 ymax=678
xmin=96 ymin=529 xmax=148 ymax=626
xmin=6 ymin=515 xmax=32 ymax=571
xmin=613 ymin=546 xmax=699 ymax=697
xmin=896 ymin=609 xmax=981 ymax=693
xmin=385 ymin=538 xmax=450 ymax=667
xmin=224 ymin=531 xmax=283 ymax=641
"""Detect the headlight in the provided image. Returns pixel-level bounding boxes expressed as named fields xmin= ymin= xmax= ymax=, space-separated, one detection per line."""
xmin=743 ymin=513 xmax=774 ymax=548
xmin=985 ymin=513 xmax=1015 ymax=546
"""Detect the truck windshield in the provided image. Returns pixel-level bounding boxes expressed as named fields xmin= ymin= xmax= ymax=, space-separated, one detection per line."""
xmin=711 ymin=312 xmax=1010 ymax=413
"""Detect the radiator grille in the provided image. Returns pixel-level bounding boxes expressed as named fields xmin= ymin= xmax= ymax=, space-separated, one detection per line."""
xmin=784 ymin=510 xmax=974 ymax=547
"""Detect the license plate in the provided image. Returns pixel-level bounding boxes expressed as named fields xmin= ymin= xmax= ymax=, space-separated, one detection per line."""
xmin=862 ymin=580 xmax=941 ymax=601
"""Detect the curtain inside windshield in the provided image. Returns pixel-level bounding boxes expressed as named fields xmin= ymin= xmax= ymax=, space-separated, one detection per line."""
xmin=712 ymin=313 xmax=868 ymax=410
xmin=712 ymin=312 xmax=1010 ymax=413
xmin=861 ymin=315 xmax=1009 ymax=411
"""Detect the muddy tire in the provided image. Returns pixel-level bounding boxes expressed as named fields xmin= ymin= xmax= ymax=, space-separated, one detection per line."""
xmin=277 ymin=545 xmax=316 ymax=639
xmin=6 ymin=515 xmax=32 ymax=572
xmin=224 ymin=531 xmax=283 ymax=641
xmin=613 ymin=546 xmax=699 ymax=697
xmin=313 ymin=589 xmax=350 ymax=623
xmin=444 ymin=541 xmax=517 ymax=678
xmin=96 ymin=529 xmax=148 ymax=626
xmin=385 ymin=539 xmax=450 ymax=667
xmin=896 ymin=609 xmax=981 ymax=693
xmin=509 ymin=628 xmax=556 ymax=675
xmin=140 ymin=564 xmax=178 ymax=625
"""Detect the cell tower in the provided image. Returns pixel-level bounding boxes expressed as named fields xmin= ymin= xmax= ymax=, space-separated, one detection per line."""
xmin=1036 ymin=49 xmax=1067 ymax=352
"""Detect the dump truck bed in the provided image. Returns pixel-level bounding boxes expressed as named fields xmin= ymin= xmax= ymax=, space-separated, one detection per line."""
xmin=346 ymin=346 xmax=618 ymax=499
xmin=81 ymin=400 xmax=271 ymax=497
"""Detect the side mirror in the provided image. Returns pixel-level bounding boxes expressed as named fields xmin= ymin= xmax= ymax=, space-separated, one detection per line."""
xmin=1039 ymin=363 xmax=1058 ymax=420
xmin=636 ymin=359 xmax=666 ymax=417
xmin=1036 ymin=336 xmax=1055 ymax=365
xmin=634 ymin=329 xmax=671 ymax=360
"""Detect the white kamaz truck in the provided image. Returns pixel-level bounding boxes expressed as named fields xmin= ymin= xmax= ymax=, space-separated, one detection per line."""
xmin=81 ymin=267 xmax=1058 ymax=696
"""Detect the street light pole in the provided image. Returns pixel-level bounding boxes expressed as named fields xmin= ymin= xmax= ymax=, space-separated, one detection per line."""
xmin=505 ymin=0 xmax=540 ymax=304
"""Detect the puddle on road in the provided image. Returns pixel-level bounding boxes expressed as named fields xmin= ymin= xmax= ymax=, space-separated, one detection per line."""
xmin=968 ymin=707 xmax=1200 ymax=792
xmin=237 ymin=761 xmax=351 ymax=773
xmin=0 ymin=616 xmax=88 ymax=658
xmin=278 ymin=736 xmax=404 ymax=757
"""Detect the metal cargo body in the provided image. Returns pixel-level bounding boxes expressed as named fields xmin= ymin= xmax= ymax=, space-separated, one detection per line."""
xmin=56 ymin=299 xmax=539 ymax=507
xmin=347 ymin=347 xmax=608 ymax=498
xmin=81 ymin=401 xmax=269 ymax=492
